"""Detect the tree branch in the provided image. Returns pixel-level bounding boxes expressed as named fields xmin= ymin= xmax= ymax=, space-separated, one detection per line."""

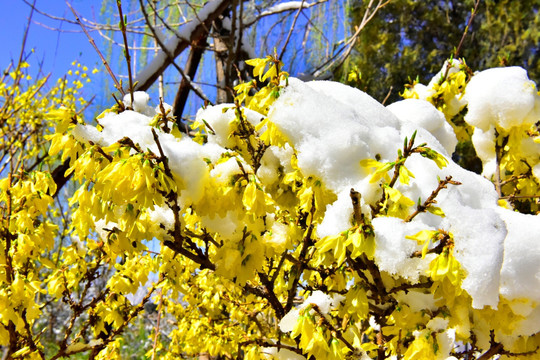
xmin=172 ymin=35 xmax=208 ymax=128
xmin=134 ymin=0 xmax=233 ymax=91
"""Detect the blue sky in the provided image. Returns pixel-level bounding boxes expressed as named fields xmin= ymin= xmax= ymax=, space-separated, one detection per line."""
xmin=0 ymin=1 xmax=101 ymax=79
xmin=1 ymin=0 xmax=349 ymax=118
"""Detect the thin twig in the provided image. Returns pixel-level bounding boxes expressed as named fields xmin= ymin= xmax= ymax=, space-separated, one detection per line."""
xmin=311 ymin=305 xmax=356 ymax=352
xmin=279 ymin=0 xmax=305 ymax=61
xmin=454 ymin=0 xmax=481 ymax=60
xmin=13 ymin=0 xmax=37 ymax=90
xmin=442 ymin=0 xmax=480 ymax=80
xmin=151 ymin=286 xmax=164 ymax=360
xmin=117 ymin=0 xmax=134 ymax=104
xmin=66 ymin=1 xmax=125 ymax=96
xmin=381 ymin=86 xmax=393 ymax=105
xmin=312 ymin=0 xmax=390 ymax=78
xmin=405 ymin=176 xmax=461 ymax=222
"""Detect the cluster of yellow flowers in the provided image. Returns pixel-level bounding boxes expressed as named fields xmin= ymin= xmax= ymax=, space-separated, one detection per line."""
xmin=3 ymin=53 xmax=540 ymax=360
xmin=0 ymin=61 xmax=95 ymax=358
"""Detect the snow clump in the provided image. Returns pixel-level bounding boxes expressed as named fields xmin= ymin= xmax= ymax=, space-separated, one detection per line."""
xmin=464 ymin=67 xmax=540 ymax=132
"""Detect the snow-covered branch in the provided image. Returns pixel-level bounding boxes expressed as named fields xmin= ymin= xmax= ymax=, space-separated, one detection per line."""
xmin=134 ymin=0 xmax=233 ymax=91
xmin=243 ymin=0 xmax=327 ymax=26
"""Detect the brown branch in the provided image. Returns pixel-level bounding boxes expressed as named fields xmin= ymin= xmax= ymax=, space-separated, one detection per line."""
xmin=388 ymin=281 xmax=432 ymax=294
xmin=350 ymin=188 xmax=364 ymax=226
xmin=371 ymin=132 xmax=418 ymax=216
xmin=477 ymin=341 xmax=503 ymax=360
xmin=172 ymin=35 xmax=208 ymax=128
xmin=278 ymin=0 xmax=305 ymax=61
xmin=12 ymin=0 xmax=37 ymax=91
xmin=405 ymin=176 xmax=461 ymax=223
xmin=151 ymin=284 xmax=164 ymax=360
xmin=499 ymin=173 xmax=529 ymax=186
xmin=88 ymin=279 xmax=163 ymax=358
xmin=257 ymin=272 xmax=285 ymax=318
xmin=381 ymin=86 xmax=393 ymax=105
xmin=311 ymin=305 xmax=356 ymax=352
xmin=501 ymin=194 xmax=540 ymax=200
xmin=163 ymin=239 xmax=215 ymax=270
xmin=151 ymin=128 xmax=188 ymax=251
xmin=117 ymin=0 xmax=135 ymax=104
xmin=409 ymin=232 xmax=451 ymax=258
xmin=454 ymin=0 xmax=481 ymax=60
xmin=285 ymin=197 xmax=316 ymax=313
xmin=51 ymin=158 xmax=71 ymax=197
xmin=493 ymin=132 xmax=507 ymax=198
xmin=441 ymin=0 xmax=481 ymax=80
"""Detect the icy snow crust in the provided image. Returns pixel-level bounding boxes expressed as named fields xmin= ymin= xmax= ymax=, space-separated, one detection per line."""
xmin=79 ymin=71 xmax=540 ymax=339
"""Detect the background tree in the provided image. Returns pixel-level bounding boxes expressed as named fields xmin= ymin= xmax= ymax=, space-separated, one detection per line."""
xmin=337 ymin=0 xmax=540 ymax=104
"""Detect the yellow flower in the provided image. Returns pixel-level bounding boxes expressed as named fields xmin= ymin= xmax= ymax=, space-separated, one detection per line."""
xmin=384 ymin=186 xmax=415 ymax=219
xmin=360 ymin=158 xmax=393 ymax=183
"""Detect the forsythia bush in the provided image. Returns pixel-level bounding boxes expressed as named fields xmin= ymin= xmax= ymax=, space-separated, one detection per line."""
xmin=2 ymin=54 xmax=540 ymax=360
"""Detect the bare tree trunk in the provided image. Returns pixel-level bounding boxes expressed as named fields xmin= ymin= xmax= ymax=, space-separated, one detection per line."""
xmin=213 ymin=18 xmax=233 ymax=104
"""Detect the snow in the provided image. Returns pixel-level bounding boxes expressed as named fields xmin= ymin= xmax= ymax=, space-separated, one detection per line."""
xmin=268 ymin=78 xmax=401 ymax=193
xmin=440 ymin=197 xmax=505 ymax=309
xmin=278 ymin=308 xmax=300 ymax=333
xmin=244 ymin=1 xmax=321 ymax=26
xmin=123 ymin=91 xmax=154 ymax=115
xmin=395 ymin=291 xmax=438 ymax=313
xmin=317 ymin=189 xmax=356 ymax=238
xmin=427 ymin=317 xmax=449 ymax=331
xmin=428 ymin=59 xmax=462 ymax=88
xmin=498 ymin=208 xmax=540 ymax=303
xmin=464 ymin=66 xmax=540 ymax=132
xmin=147 ymin=205 xmax=175 ymax=232
xmin=75 ymin=109 xmax=156 ymax=149
xmin=263 ymin=347 xmax=306 ymax=360
xmin=196 ymin=104 xmax=265 ymax=148
xmin=387 ymin=99 xmax=457 ymax=155
xmin=73 ymin=96 xmax=230 ymax=209
xmin=471 ymin=126 xmax=497 ymax=177
xmin=278 ymin=291 xmax=344 ymax=333
xmin=373 ymin=217 xmax=435 ymax=283
xmin=412 ymin=59 xmax=467 ymax=117
xmin=201 ymin=212 xmax=238 ymax=238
